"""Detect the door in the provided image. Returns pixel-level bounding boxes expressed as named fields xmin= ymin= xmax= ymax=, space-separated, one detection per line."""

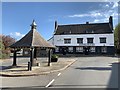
xmin=84 ymin=46 xmax=90 ymax=55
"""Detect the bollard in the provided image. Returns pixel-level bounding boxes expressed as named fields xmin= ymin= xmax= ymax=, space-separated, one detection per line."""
xmin=28 ymin=62 xmax=30 ymax=71
xmin=28 ymin=62 xmax=32 ymax=71
xmin=30 ymin=62 xmax=32 ymax=71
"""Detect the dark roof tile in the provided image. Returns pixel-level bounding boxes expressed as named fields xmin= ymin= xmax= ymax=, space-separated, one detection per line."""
xmin=10 ymin=21 xmax=54 ymax=48
xmin=55 ymin=23 xmax=113 ymax=35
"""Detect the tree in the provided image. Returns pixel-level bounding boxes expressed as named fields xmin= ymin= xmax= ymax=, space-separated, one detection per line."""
xmin=0 ymin=35 xmax=16 ymax=59
xmin=0 ymin=41 xmax=9 ymax=59
xmin=114 ymin=23 xmax=120 ymax=53
xmin=2 ymin=35 xmax=16 ymax=49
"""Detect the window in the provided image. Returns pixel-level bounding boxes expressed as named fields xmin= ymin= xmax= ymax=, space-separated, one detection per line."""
xmin=86 ymin=30 xmax=94 ymax=33
xmin=87 ymin=38 xmax=93 ymax=43
xmin=24 ymin=51 xmax=28 ymax=55
xmin=68 ymin=47 xmax=73 ymax=52
xmin=101 ymin=47 xmax=107 ymax=53
xmin=77 ymin=38 xmax=83 ymax=44
xmin=100 ymin=37 xmax=106 ymax=43
xmin=90 ymin=47 xmax=95 ymax=52
xmin=76 ymin=47 xmax=83 ymax=52
xmin=64 ymin=39 xmax=71 ymax=44
xmin=55 ymin=47 xmax=59 ymax=52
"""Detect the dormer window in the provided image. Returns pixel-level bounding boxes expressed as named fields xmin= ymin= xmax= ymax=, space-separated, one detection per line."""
xmin=86 ymin=30 xmax=94 ymax=33
xmin=92 ymin=30 xmax=94 ymax=33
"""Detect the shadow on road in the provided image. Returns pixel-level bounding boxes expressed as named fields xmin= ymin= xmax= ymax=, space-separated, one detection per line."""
xmin=107 ymin=62 xmax=119 ymax=88
xmin=1 ymin=86 xmax=44 ymax=90
xmin=0 ymin=66 xmax=13 ymax=70
xmin=75 ymin=67 xmax=112 ymax=71
xmin=0 ymin=66 xmax=27 ymax=71
xmin=1 ymin=87 xmax=118 ymax=90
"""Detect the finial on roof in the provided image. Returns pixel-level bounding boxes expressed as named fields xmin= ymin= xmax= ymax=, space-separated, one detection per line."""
xmin=31 ymin=19 xmax=37 ymax=30
xmin=32 ymin=19 xmax=37 ymax=26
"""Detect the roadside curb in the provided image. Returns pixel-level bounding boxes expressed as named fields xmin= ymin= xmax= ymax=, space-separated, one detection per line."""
xmin=1 ymin=60 xmax=77 ymax=77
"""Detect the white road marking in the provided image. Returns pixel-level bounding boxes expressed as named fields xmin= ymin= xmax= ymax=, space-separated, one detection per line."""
xmin=45 ymin=79 xmax=55 ymax=88
xmin=57 ymin=73 xmax=61 ymax=76
xmin=46 ymin=73 xmax=62 ymax=87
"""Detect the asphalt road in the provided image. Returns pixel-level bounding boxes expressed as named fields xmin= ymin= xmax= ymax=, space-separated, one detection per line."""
xmin=0 ymin=56 xmax=119 ymax=89
xmin=50 ymin=56 xmax=118 ymax=88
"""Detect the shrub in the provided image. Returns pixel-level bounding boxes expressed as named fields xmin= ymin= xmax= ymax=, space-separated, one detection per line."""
xmin=51 ymin=54 xmax=58 ymax=59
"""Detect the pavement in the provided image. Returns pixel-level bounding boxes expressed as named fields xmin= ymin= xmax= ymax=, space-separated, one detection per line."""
xmin=0 ymin=58 xmax=77 ymax=77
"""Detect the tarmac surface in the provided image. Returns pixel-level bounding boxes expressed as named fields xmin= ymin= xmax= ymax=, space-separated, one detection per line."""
xmin=0 ymin=56 xmax=119 ymax=89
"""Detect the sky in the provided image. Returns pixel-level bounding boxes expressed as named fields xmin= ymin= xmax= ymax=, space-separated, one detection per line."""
xmin=1 ymin=1 xmax=119 ymax=40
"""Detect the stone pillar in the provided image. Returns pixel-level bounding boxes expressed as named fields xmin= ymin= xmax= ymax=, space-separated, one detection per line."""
xmin=12 ymin=50 xmax=17 ymax=66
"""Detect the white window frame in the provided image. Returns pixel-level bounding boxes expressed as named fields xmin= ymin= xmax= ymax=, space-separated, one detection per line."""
xmin=64 ymin=39 xmax=71 ymax=44
xmin=68 ymin=47 xmax=73 ymax=52
xmin=77 ymin=38 xmax=83 ymax=44
xmin=76 ymin=47 xmax=83 ymax=52
xmin=90 ymin=47 xmax=95 ymax=52
xmin=55 ymin=47 xmax=59 ymax=52
xmin=87 ymin=38 xmax=94 ymax=44
xmin=24 ymin=51 xmax=28 ymax=54
xmin=100 ymin=37 xmax=106 ymax=43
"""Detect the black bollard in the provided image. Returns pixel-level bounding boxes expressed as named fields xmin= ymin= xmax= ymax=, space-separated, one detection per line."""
xmin=28 ymin=62 xmax=32 ymax=71
xmin=29 ymin=62 xmax=32 ymax=71
xmin=28 ymin=62 xmax=30 ymax=71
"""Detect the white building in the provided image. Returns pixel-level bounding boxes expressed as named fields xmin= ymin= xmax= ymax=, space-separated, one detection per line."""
xmin=48 ymin=16 xmax=115 ymax=55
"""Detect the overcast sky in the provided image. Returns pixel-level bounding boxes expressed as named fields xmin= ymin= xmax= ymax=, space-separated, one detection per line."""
xmin=2 ymin=1 xmax=119 ymax=40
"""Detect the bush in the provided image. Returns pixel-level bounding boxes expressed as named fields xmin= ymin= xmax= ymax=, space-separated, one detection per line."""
xmin=0 ymin=53 xmax=10 ymax=59
xmin=116 ymin=49 xmax=120 ymax=54
xmin=51 ymin=54 xmax=59 ymax=62
xmin=51 ymin=54 xmax=58 ymax=59
xmin=0 ymin=41 xmax=10 ymax=59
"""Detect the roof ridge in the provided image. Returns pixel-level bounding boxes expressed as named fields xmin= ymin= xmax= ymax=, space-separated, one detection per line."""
xmin=58 ymin=22 xmax=109 ymax=26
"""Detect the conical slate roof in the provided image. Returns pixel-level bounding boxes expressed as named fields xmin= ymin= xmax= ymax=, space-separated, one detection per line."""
xmin=10 ymin=20 xmax=54 ymax=48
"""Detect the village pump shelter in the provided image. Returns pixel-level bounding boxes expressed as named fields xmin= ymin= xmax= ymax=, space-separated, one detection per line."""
xmin=10 ymin=20 xmax=55 ymax=69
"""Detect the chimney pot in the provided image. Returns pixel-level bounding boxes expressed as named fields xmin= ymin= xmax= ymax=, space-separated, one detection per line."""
xmin=86 ymin=22 xmax=89 ymax=24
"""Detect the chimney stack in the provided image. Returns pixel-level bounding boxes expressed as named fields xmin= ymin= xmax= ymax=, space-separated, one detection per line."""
xmin=54 ymin=21 xmax=58 ymax=34
xmin=109 ymin=16 xmax=113 ymax=30
xmin=55 ymin=21 xmax=57 ymax=30
xmin=86 ymin=22 xmax=89 ymax=24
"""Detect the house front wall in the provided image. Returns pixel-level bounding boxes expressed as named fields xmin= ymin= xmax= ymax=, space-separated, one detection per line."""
xmin=53 ymin=34 xmax=114 ymax=47
xmin=51 ymin=33 xmax=115 ymax=55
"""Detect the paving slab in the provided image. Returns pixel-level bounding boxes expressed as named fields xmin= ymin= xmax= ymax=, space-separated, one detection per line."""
xmin=0 ymin=58 xmax=77 ymax=77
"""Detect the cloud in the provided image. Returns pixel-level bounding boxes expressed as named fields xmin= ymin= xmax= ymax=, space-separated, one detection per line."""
xmin=92 ymin=18 xmax=109 ymax=23
xmin=68 ymin=11 xmax=103 ymax=18
xmin=10 ymin=32 xmax=25 ymax=40
xmin=68 ymin=14 xmax=89 ymax=18
xmin=67 ymin=1 xmax=118 ymax=25
xmin=112 ymin=2 xmax=118 ymax=9
xmin=93 ymin=19 xmax=100 ymax=23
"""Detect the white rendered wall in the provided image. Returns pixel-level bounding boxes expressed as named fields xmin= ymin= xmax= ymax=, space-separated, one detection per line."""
xmin=52 ymin=34 xmax=114 ymax=46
